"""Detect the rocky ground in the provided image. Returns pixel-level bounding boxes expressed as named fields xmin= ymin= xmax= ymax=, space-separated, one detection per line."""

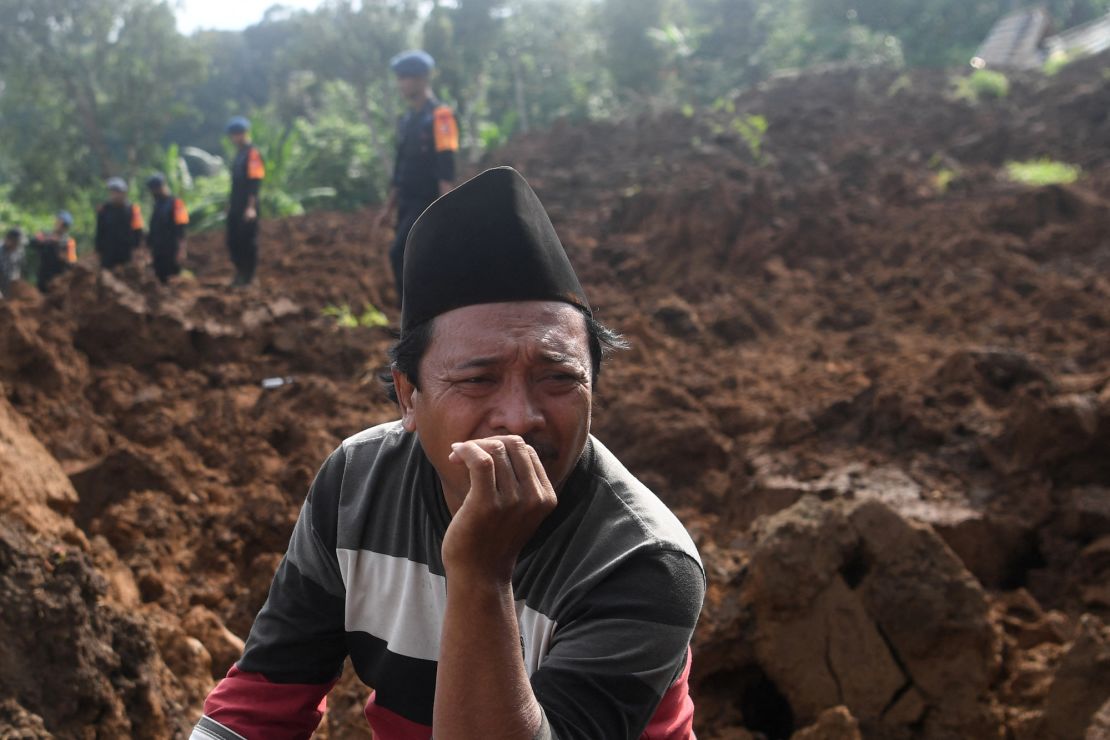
xmin=2 ymin=55 xmax=1110 ymax=739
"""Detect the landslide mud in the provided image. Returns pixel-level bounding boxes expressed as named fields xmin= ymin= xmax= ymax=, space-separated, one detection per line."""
xmin=2 ymin=58 xmax=1110 ymax=738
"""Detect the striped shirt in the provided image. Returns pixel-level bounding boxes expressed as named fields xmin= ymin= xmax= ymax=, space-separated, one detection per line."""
xmin=191 ymin=421 xmax=704 ymax=740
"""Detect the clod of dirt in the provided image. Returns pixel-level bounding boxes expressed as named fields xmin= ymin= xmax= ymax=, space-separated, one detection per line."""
xmin=1041 ymin=615 xmax=1110 ymax=740
xmin=790 ymin=706 xmax=862 ymax=740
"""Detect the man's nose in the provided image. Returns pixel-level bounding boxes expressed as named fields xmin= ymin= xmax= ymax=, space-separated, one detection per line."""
xmin=490 ymin=379 xmax=545 ymax=436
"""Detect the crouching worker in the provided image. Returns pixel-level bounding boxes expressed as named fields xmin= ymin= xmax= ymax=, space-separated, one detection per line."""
xmin=190 ymin=167 xmax=705 ymax=740
xmin=146 ymin=174 xmax=189 ymax=284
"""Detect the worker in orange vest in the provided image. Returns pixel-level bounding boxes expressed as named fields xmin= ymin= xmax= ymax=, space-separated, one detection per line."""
xmin=30 ymin=211 xmax=77 ymax=292
xmin=94 ymin=177 xmax=144 ymax=269
xmin=146 ymin=174 xmax=190 ymax=284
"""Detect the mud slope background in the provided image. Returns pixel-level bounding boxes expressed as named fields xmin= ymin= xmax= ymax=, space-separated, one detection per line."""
xmin=3 ymin=57 xmax=1110 ymax=739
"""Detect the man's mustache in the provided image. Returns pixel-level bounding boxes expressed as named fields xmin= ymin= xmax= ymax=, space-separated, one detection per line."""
xmin=522 ymin=436 xmax=558 ymax=464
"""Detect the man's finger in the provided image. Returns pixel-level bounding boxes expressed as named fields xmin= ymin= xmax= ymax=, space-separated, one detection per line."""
xmin=474 ymin=436 xmax=533 ymax=484
xmin=501 ymin=438 xmax=543 ymax=500
xmin=449 ymin=442 xmax=497 ymax=499
xmin=480 ymin=439 xmax=520 ymax=504
xmin=524 ymin=445 xmax=557 ymax=507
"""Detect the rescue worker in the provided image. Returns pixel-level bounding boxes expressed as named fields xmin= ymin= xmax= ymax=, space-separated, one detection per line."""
xmin=1 ymin=227 xmax=24 ymax=298
xmin=146 ymin=174 xmax=189 ymax=284
xmin=30 ymin=211 xmax=76 ymax=292
xmin=226 ymin=116 xmax=265 ymax=287
xmin=94 ymin=177 xmax=144 ymax=269
xmin=375 ymin=49 xmax=459 ymax=306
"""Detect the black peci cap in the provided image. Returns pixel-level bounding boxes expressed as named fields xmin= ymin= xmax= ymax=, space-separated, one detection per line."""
xmin=400 ymin=167 xmax=590 ymax=332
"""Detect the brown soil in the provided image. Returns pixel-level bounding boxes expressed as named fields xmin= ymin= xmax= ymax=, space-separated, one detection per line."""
xmin=2 ymin=56 xmax=1110 ymax=738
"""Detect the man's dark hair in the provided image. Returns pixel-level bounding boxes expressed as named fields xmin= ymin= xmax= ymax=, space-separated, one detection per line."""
xmin=381 ymin=310 xmax=629 ymax=403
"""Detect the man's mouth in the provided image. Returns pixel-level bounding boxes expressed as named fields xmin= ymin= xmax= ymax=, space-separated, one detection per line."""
xmin=523 ymin=436 xmax=558 ymax=467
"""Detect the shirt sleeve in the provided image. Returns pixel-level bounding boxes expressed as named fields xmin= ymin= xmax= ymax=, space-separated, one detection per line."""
xmin=247 ymin=148 xmax=266 ymax=181
xmin=173 ymin=199 xmax=190 ymax=241
xmin=531 ymin=549 xmax=705 ymax=740
xmin=191 ymin=447 xmax=349 ymax=740
xmin=129 ymin=205 xmax=143 ymax=249
xmin=434 ymin=106 xmax=458 ymax=183
xmin=246 ymin=148 xmax=264 ymax=200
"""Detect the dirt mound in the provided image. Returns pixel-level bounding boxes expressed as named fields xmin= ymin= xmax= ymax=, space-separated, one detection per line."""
xmin=3 ymin=55 xmax=1110 ymax=738
xmin=0 ymin=395 xmax=207 ymax=737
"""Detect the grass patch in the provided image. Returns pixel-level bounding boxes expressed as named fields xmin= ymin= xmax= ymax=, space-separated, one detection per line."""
xmin=1043 ymin=50 xmax=1075 ymax=76
xmin=322 ymin=303 xmax=389 ymax=329
xmin=952 ymin=69 xmax=1010 ymax=103
xmin=1005 ymin=159 xmax=1081 ymax=187
xmin=933 ymin=168 xmax=956 ymax=193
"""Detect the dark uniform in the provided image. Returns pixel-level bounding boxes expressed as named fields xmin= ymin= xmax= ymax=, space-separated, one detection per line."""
xmin=148 ymin=193 xmax=189 ymax=283
xmin=95 ymin=201 xmax=144 ymax=269
xmin=31 ymin=231 xmax=76 ymax=292
xmin=389 ymin=97 xmax=458 ymax=304
xmin=227 ymin=143 xmax=265 ymax=285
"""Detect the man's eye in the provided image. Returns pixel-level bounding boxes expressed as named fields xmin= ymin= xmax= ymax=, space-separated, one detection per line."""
xmin=548 ymin=372 xmax=581 ymax=383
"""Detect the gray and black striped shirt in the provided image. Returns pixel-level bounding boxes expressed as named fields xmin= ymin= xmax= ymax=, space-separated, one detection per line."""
xmin=193 ymin=421 xmax=704 ymax=740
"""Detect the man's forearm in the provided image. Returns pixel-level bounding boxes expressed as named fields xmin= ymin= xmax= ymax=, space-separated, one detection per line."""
xmin=434 ymin=575 xmax=544 ymax=740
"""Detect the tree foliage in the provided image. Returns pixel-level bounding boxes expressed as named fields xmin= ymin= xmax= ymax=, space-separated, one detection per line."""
xmin=0 ymin=0 xmax=204 ymax=205
xmin=3 ymin=0 xmax=1109 ymax=231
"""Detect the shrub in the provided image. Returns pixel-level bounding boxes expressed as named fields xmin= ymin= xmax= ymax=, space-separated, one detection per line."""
xmin=952 ymin=69 xmax=1010 ymax=103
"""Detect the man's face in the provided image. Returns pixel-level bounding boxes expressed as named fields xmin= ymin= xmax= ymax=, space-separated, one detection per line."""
xmin=109 ymin=189 xmax=126 ymax=205
xmin=3 ymin=236 xmax=17 ymax=250
xmin=396 ymin=74 xmax=427 ymax=102
xmin=229 ymin=131 xmax=247 ymax=147
xmin=396 ymin=301 xmax=594 ymax=503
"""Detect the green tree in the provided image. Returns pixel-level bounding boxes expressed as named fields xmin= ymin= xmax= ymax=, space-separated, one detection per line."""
xmin=487 ymin=0 xmax=613 ymax=132
xmin=0 ymin=0 xmax=205 ymax=206
xmin=599 ymin=0 xmax=669 ymax=96
xmin=422 ymin=0 xmax=508 ymax=152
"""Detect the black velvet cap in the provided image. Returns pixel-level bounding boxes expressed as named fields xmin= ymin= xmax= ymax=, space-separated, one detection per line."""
xmin=401 ymin=167 xmax=591 ymax=331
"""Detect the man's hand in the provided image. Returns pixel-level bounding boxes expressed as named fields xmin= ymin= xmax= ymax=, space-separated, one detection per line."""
xmin=244 ymin=206 xmax=257 ymax=222
xmin=444 ymin=436 xmax=558 ymax=583
xmin=435 ymin=435 xmax=552 ymax=740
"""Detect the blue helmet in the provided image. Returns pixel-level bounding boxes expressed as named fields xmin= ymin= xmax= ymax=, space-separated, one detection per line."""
xmin=389 ymin=50 xmax=435 ymax=78
xmin=106 ymin=176 xmax=127 ymax=192
xmin=56 ymin=210 xmax=73 ymax=228
xmin=226 ymin=116 xmax=251 ymax=134
xmin=146 ymin=173 xmax=166 ymax=190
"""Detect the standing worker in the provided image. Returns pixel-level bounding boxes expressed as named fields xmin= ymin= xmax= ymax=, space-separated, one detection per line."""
xmin=226 ymin=116 xmax=265 ymax=287
xmin=375 ymin=50 xmax=459 ymax=306
xmin=146 ymin=174 xmax=189 ymax=284
xmin=94 ymin=177 xmax=144 ymax=270
xmin=30 ymin=211 xmax=76 ymax=292
xmin=1 ymin=228 xmax=24 ymax=298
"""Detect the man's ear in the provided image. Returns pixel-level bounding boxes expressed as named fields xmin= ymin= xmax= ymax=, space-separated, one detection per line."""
xmin=393 ymin=368 xmax=418 ymax=432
